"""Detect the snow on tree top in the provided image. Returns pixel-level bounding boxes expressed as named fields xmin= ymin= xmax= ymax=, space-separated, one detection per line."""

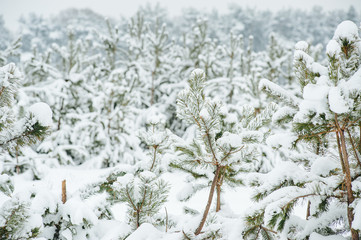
xmin=326 ymin=39 xmax=340 ymax=57
xmin=295 ymin=41 xmax=308 ymax=51
xmin=342 ymin=68 xmax=361 ymax=93
xmin=0 ymin=63 xmax=22 ymax=88
xmin=294 ymin=84 xmax=330 ymax=122
xmin=333 ymin=20 xmax=359 ymax=41
xmin=217 ymin=132 xmax=243 ymax=148
xmin=191 ymin=68 xmax=205 ymax=78
xmin=28 ymin=102 xmax=53 ymax=126
xmin=139 ymin=171 xmax=156 ymax=180
xmin=115 ymin=173 xmax=134 ymax=186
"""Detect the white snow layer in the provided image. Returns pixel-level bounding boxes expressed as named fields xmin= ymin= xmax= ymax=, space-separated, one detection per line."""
xmin=310 ymin=232 xmax=346 ymax=240
xmin=266 ymin=132 xmax=297 ymax=149
xmin=295 ymin=41 xmax=309 ymax=51
xmin=0 ymin=63 xmax=22 ymax=87
xmin=326 ymin=40 xmax=340 ymax=57
xmin=354 ymin=200 xmax=361 ymax=230
xmin=28 ymin=102 xmax=53 ymax=126
xmin=310 ymin=157 xmax=338 ymax=176
xmin=126 ymin=223 xmax=178 ymax=240
xmin=328 ymin=86 xmax=350 ymax=114
xmin=191 ymin=68 xmax=205 ymax=78
xmin=333 ymin=20 xmax=359 ymax=42
xmin=294 ymin=83 xmax=330 ymax=122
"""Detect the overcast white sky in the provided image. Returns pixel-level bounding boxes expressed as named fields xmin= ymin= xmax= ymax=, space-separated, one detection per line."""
xmin=1 ymin=0 xmax=360 ymax=29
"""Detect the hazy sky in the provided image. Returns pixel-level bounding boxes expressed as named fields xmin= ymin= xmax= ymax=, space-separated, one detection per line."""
xmin=1 ymin=0 xmax=360 ymax=29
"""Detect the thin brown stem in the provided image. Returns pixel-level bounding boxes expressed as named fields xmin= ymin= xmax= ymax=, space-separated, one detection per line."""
xmin=125 ymin=187 xmax=137 ymax=210
xmin=216 ymin=184 xmax=221 ymax=212
xmin=0 ymin=86 xmax=5 ymax=98
xmin=261 ymin=225 xmax=278 ymax=235
xmin=306 ymin=201 xmax=311 ymax=220
xmin=200 ymin=118 xmax=218 ymax=162
xmin=281 ymin=193 xmax=316 ymax=210
xmin=336 ymin=131 xmax=346 ymax=173
xmin=194 ymin=165 xmax=221 ymax=235
xmin=62 ymin=180 xmax=67 ymax=204
xmin=298 ymin=128 xmax=336 ymax=141
xmin=150 ymin=145 xmax=158 ymax=171
xmin=335 ymin=115 xmax=358 ymax=240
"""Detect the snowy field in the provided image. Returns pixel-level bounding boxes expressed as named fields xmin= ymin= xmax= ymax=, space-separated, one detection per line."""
xmin=1 ymin=2 xmax=361 ymax=240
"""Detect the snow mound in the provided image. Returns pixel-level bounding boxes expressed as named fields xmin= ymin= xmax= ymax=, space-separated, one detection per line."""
xmin=295 ymin=41 xmax=308 ymax=51
xmin=353 ymin=200 xmax=361 ymax=230
xmin=0 ymin=63 xmax=22 ymax=87
xmin=266 ymin=133 xmax=297 ymax=149
xmin=326 ymin=40 xmax=340 ymax=57
xmin=29 ymin=102 xmax=53 ymax=126
xmin=333 ymin=20 xmax=359 ymax=42
xmin=191 ymin=68 xmax=205 ymax=78
xmin=90 ymin=220 xmax=131 ymax=240
xmin=217 ymin=132 xmax=243 ymax=148
xmin=328 ymin=86 xmax=350 ymax=114
xmin=126 ymin=223 xmax=163 ymax=240
xmin=310 ymin=232 xmax=346 ymax=240
xmin=310 ymin=157 xmax=338 ymax=176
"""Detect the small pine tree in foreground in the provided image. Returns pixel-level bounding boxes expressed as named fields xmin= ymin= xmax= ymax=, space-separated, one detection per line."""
xmin=245 ymin=20 xmax=361 ymax=240
xmin=174 ymin=69 xmax=275 ymax=236
xmin=0 ymin=63 xmax=52 ymax=238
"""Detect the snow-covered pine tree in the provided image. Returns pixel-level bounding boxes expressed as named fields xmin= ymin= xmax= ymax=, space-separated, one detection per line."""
xmin=25 ymin=27 xmax=102 ymax=166
xmin=84 ymin=119 xmax=171 ymax=232
xmin=173 ymin=69 xmax=276 ymax=236
xmin=245 ymin=20 xmax=361 ymax=239
xmin=113 ymin=120 xmax=171 ymax=230
xmin=0 ymin=63 xmax=52 ymax=174
xmin=144 ymin=17 xmax=172 ymax=106
xmin=97 ymin=18 xmax=121 ymax=71
xmin=240 ymin=35 xmax=266 ymax=110
xmin=180 ymin=18 xmax=221 ymax=79
xmin=263 ymin=33 xmax=294 ymax=86
xmin=0 ymin=37 xmax=21 ymax=67
xmin=0 ymin=63 xmax=52 ymax=237
xmin=0 ymin=176 xmax=41 ymax=239
xmin=206 ymin=32 xmax=243 ymax=105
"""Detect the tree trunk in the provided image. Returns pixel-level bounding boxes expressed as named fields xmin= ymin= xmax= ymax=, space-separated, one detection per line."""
xmin=216 ymin=169 xmax=224 ymax=212
xmin=216 ymin=184 xmax=221 ymax=212
xmin=136 ymin=210 xmax=140 ymax=229
xmin=338 ymin=129 xmax=359 ymax=240
xmin=62 ymin=180 xmax=67 ymax=204
xmin=195 ymin=165 xmax=221 ymax=235
xmin=306 ymin=200 xmax=311 ymax=220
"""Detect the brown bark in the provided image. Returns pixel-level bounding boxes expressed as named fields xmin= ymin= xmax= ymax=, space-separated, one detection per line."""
xmin=216 ymin=168 xmax=224 ymax=212
xmin=335 ymin=113 xmax=358 ymax=239
xmin=194 ymin=165 xmax=221 ymax=235
xmin=62 ymin=180 xmax=67 ymax=204
xmin=216 ymin=184 xmax=221 ymax=212
xmin=306 ymin=200 xmax=311 ymax=220
xmin=339 ymin=129 xmax=359 ymax=240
